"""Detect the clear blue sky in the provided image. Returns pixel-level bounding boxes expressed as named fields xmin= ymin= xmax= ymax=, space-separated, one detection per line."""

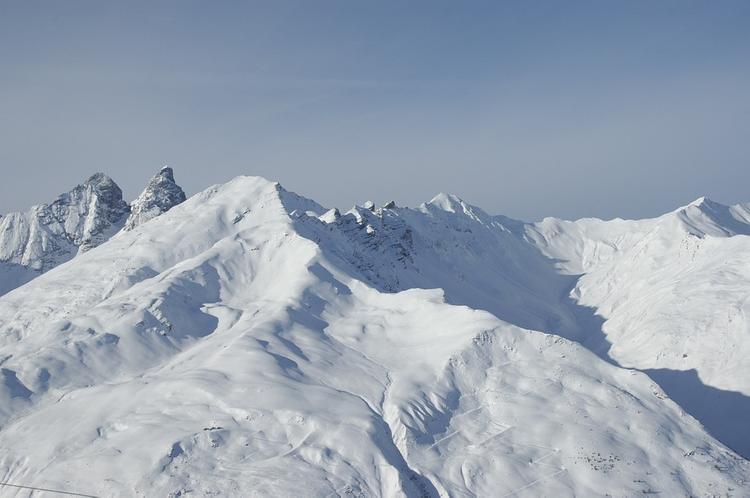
xmin=1 ymin=1 xmax=748 ymax=220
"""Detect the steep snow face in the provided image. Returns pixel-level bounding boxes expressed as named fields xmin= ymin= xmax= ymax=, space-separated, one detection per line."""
xmin=0 ymin=173 xmax=129 ymax=294
xmin=124 ymin=166 xmax=186 ymax=230
xmin=528 ymin=198 xmax=750 ymax=458
xmin=676 ymin=196 xmax=750 ymax=237
xmin=528 ymin=198 xmax=750 ymax=393
xmin=288 ymin=192 xmax=750 ymax=456
xmin=293 ymin=194 xmax=596 ymax=347
xmin=0 ymin=177 xmax=747 ymax=497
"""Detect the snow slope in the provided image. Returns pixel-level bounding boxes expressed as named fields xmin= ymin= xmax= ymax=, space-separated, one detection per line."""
xmin=528 ymin=196 xmax=750 ymax=457
xmin=301 ymin=192 xmax=750 ymax=459
xmin=528 ymin=196 xmax=750 ymax=391
xmin=0 ymin=175 xmax=748 ymax=497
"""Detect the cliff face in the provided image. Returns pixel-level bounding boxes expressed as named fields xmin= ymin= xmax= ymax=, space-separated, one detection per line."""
xmin=0 ymin=172 xmax=130 ymax=273
xmin=0 ymin=167 xmax=185 ymax=296
xmin=125 ymin=166 xmax=186 ymax=230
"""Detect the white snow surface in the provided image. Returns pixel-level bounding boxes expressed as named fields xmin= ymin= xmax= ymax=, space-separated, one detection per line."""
xmin=529 ymin=197 xmax=750 ymax=391
xmin=0 ymin=175 xmax=748 ymax=497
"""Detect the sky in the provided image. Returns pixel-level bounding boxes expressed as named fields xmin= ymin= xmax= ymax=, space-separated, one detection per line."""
xmin=0 ymin=1 xmax=749 ymax=221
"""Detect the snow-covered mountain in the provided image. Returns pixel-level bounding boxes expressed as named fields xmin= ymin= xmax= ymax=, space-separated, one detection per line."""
xmin=0 ymin=173 xmax=748 ymax=497
xmin=528 ymin=196 xmax=750 ymax=458
xmin=0 ymin=167 xmax=185 ymax=296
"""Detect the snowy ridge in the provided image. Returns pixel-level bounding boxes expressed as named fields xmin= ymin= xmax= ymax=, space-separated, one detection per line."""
xmin=528 ymin=196 xmax=750 ymax=459
xmin=675 ymin=196 xmax=750 ymax=237
xmin=528 ymin=197 xmax=750 ymax=390
xmin=0 ymin=174 xmax=749 ymax=496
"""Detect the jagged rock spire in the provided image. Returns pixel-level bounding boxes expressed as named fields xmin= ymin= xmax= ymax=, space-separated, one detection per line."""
xmin=125 ymin=166 xmax=186 ymax=230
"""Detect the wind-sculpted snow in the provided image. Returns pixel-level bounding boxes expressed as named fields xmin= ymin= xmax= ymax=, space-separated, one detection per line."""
xmin=0 ymin=175 xmax=749 ymax=497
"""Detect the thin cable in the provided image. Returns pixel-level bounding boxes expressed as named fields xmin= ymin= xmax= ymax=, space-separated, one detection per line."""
xmin=0 ymin=481 xmax=98 ymax=497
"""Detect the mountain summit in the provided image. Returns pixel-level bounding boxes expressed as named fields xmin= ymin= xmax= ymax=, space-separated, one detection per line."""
xmin=0 ymin=167 xmax=186 ymax=296
xmin=125 ymin=166 xmax=186 ymax=230
xmin=0 ymin=172 xmax=130 ymax=293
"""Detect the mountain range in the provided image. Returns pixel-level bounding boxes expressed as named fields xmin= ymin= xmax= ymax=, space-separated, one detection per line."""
xmin=0 ymin=169 xmax=748 ymax=497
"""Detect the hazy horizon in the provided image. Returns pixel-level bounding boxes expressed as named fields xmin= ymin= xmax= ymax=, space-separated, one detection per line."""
xmin=1 ymin=1 xmax=749 ymax=221
xmin=0 ymin=165 xmax=743 ymax=223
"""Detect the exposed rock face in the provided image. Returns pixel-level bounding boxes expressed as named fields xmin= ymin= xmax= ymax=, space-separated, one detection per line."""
xmin=0 ymin=167 xmax=186 ymax=296
xmin=125 ymin=166 xmax=186 ymax=230
xmin=0 ymin=172 xmax=130 ymax=273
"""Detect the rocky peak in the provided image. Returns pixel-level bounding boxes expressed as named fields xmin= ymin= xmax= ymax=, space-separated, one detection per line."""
xmin=125 ymin=166 xmax=186 ymax=230
xmin=49 ymin=173 xmax=130 ymax=248
xmin=0 ymin=172 xmax=130 ymax=279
